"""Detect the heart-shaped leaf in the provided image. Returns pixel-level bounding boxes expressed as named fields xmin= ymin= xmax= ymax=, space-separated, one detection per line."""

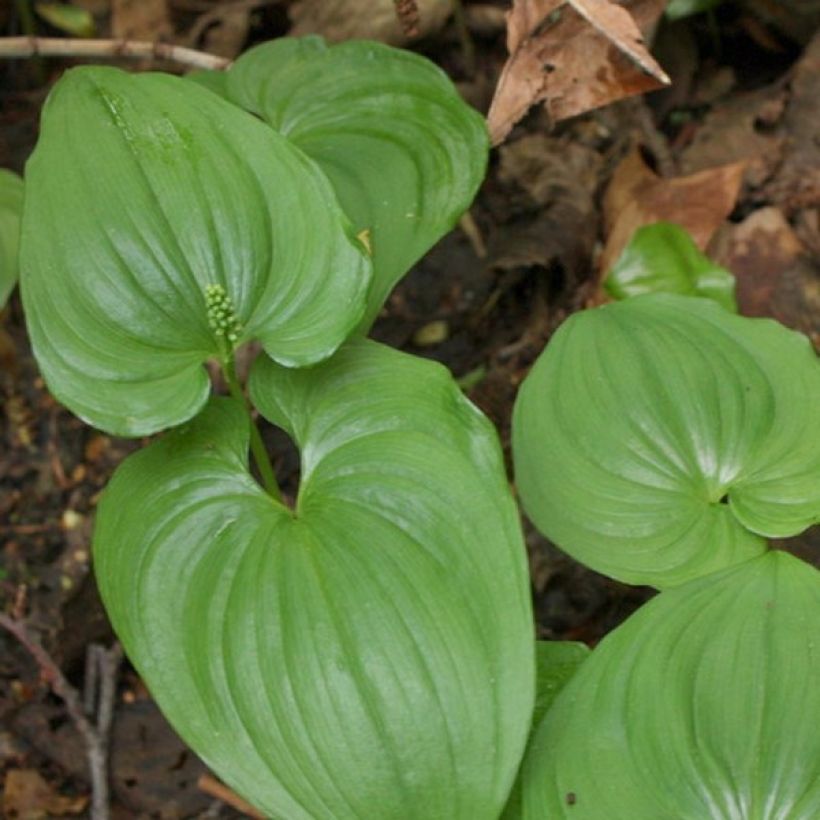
xmin=94 ymin=339 xmax=535 ymax=819
xmin=219 ymin=36 xmax=489 ymax=331
xmin=605 ymin=221 xmax=737 ymax=311
xmin=20 ymin=66 xmax=371 ymax=436
xmin=513 ymin=294 xmax=820 ymax=588
xmin=0 ymin=168 xmax=24 ymax=308
xmin=518 ymin=551 xmax=820 ymax=818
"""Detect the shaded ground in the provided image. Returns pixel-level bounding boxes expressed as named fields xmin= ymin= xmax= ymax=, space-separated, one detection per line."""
xmin=1 ymin=1 xmax=819 ymax=816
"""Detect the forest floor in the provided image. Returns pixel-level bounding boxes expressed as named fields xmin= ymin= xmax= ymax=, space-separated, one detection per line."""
xmin=0 ymin=0 xmax=818 ymax=817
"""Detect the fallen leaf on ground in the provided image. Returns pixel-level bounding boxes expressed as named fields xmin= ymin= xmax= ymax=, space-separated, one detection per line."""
xmin=289 ymin=0 xmax=450 ymax=44
xmin=599 ymin=147 xmax=745 ymax=275
xmin=2 ymin=769 xmax=87 ymax=819
xmin=765 ymin=31 xmax=820 ymax=212
xmin=679 ymin=85 xmax=786 ymax=189
xmin=712 ymin=207 xmax=819 ymax=343
xmin=487 ymin=0 xmax=670 ymax=145
xmin=494 ymin=134 xmax=602 ymax=290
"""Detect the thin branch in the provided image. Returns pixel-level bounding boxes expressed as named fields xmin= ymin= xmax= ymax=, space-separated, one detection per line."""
xmin=0 ymin=36 xmax=230 ymax=70
xmin=198 ymin=773 xmax=266 ymax=819
xmin=0 ymin=612 xmax=122 ymax=820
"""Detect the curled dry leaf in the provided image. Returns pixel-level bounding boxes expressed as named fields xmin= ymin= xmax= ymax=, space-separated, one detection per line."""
xmin=599 ymin=147 xmax=746 ymax=276
xmin=487 ymin=0 xmax=670 ymax=146
xmin=289 ymin=0 xmax=450 ymax=44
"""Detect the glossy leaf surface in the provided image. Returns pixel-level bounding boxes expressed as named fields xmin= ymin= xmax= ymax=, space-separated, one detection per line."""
xmin=224 ymin=37 xmax=489 ymax=331
xmin=605 ymin=221 xmax=737 ymax=311
xmin=94 ymin=339 xmax=534 ymax=820
xmin=513 ymin=294 xmax=820 ymax=587
xmin=0 ymin=168 xmax=23 ymax=307
xmin=20 ymin=66 xmax=370 ymax=436
xmin=503 ymin=641 xmax=590 ymax=820
xmin=519 ymin=551 xmax=820 ymax=819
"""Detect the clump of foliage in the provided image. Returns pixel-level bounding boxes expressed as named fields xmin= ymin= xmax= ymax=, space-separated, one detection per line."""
xmin=14 ymin=34 xmax=820 ymax=820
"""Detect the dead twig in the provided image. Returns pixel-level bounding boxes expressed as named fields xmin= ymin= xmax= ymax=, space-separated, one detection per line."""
xmin=0 ymin=611 xmax=123 ymax=820
xmin=198 ymin=773 xmax=266 ymax=818
xmin=0 ymin=36 xmax=230 ymax=70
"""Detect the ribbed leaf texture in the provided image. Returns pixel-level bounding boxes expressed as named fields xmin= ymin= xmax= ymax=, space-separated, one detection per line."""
xmin=20 ymin=66 xmax=370 ymax=436
xmin=94 ymin=339 xmax=535 ymax=820
xmin=518 ymin=551 xmax=820 ymax=819
xmin=215 ymin=36 xmax=489 ymax=331
xmin=513 ymin=294 xmax=820 ymax=588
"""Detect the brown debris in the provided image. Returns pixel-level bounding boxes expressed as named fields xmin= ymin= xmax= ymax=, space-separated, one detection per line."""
xmin=713 ymin=207 xmax=820 ymax=344
xmin=487 ymin=0 xmax=670 ymax=145
xmin=765 ymin=32 xmax=820 ymax=212
xmin=679 ymin=85 xmax=786 ymax=191
xmin=110 ymin=0 xmax=172 ymax=42
xmin=289 ymin=0 xmax=450 ymax=45
xmin=393 ymin=0 xmax=421 ymax=36
xmin=2 ymin=768 xmax=88 ymax=818
xmin=599 ymin=147 xmax=746 ymax=275
xmin=198 ymin=773 xmax=265 ymax=818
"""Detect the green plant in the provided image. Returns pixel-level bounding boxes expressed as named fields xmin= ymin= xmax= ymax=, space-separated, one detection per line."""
xmin=20 ymin=37 xmax=537 ymax=819
xmin=14 ymin=33 xmax=820 ymax=820
xmin=510 ymin=291 xmax=820 ymax=817
xmin=605 ymin=221 xmax=737 ymax=311
xmin=0 ymin=167 xmax=23 ymax=309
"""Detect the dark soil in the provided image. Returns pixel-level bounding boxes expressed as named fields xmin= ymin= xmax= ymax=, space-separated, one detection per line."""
xmin=1 ymin=1 xmax=818 ymax=817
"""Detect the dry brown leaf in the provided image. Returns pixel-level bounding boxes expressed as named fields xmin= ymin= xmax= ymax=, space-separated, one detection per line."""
xmin=599 ymin=147 xmax=746 ymax=274
xmin=713 ymin=207 xmax=803 ymax=315
xmin=487 ymin=0 xmax=670 ymax=145
xmin=111 ymin=0 xmax=172 ymax=41
xmin=289 ymin=0 xmax=450 ymax=45
xmin=2 ymin=769 xmax=88 ymax=819
xmin=680 ymin=85 xmax=786 ymax=190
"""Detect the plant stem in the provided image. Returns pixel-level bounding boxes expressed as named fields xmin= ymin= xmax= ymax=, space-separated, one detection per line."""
xmin=222 ymin=358 xmax=282 ymax=503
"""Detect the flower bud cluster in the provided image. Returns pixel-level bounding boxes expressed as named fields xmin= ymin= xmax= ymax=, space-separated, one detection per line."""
xmin=204 ymin=283 xmax=242 ymax=344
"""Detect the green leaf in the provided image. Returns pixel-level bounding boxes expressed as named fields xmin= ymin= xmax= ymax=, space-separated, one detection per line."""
xmin=502 ymin=641 xmax=590 ymax=820
xmin=224 ymin=36 xmax=489 ymax=331
xmin=513 ymin=294 xmax=820 ymax=588
xmin=186 ymin=68 xmax=230 ymax=97
xmin=532 ymin=641 xmax=590 ymax=726
xmin=0 ymin=169 xmax=24 ymax=308
xmin=35 ymin=2 xmax=95 ymax=37
xmin=94 ymin=339 xmax=535 ymax=819
xmin=20 ymin=66 xmax=370 ymax=436
xmin=518 ymin=551 xmax=820 ymax=819
xmin=605 ymin=221 xmax=737 ymax=311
